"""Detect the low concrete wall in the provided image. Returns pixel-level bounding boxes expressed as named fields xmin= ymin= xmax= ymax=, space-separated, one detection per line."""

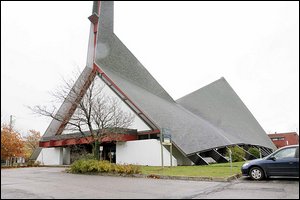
xmin=116 ymin=139 xmax=177 ymax=166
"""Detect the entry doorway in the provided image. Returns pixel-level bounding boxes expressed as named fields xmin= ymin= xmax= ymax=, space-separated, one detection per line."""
xmin=69 ymin=142 xmax=116 ymax=164
xmin=100 ymin=142 xmax=116 ymax=163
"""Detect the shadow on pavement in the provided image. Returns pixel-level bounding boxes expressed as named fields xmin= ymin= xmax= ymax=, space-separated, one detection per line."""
xmin=240 ymin=176 xmax=299 ymax=182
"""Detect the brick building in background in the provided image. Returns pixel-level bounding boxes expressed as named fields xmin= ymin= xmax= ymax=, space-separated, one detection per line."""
xmin=268 ymin=132 xmax=299 ymax=149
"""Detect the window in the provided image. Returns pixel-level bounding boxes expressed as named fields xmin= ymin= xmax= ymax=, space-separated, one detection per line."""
xmin=272 ymin=137 xmax=285 ymax=141
xmin=273 ymin=147 xmax=296 ymax=159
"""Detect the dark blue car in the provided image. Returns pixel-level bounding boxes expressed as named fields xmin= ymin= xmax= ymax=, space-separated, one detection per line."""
xmin=241 ymin=144 xmax=299 ymax=180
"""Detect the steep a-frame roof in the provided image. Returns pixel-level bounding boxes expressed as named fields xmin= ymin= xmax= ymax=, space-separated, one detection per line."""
xmin=34 ymin=1 xmax=275 ymax=160
xmin=93 ymin=1 xmax=275 ymax=154
xmin=98 ymin=68 xmax=239 ymax=155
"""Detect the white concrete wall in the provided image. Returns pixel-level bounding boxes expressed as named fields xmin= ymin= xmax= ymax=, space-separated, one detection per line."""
xmin=116 ymin=139 xmax=177 ymax=166
xmin=36 ymin=148 xmax=63 ymax=165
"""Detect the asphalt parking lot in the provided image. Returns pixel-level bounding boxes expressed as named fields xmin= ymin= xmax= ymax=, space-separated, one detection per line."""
xmin=1 ymin=167 xmax=299 ymax=199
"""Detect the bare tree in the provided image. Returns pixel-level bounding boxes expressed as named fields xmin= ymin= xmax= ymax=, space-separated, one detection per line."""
xmin=29 ymin=69 xmax=135 ymax=159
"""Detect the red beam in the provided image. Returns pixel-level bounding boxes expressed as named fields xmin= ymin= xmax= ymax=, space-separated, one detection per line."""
xmin=64 ymin=138 xmax=77 ymax=146
xmin=39 ymin=141 xmax=50 ymax=148
xmin=102 ymin=134 xmax=137 ymax=142
xmin=39 ymin=134 xmax=137 ymax=148
xmin=138 ymin=129 xmax=160 ymax=136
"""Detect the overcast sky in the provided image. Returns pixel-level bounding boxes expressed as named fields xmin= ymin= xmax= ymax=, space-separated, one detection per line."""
xmin=1 ymin=1 xmax=299 ymax=136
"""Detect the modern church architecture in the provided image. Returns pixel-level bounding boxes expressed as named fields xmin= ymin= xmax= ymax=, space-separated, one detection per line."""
xmin=33 ymin=1 xmax=276 ymax=166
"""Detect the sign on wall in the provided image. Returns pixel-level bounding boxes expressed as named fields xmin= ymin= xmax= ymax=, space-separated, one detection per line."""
xmin=161 ymin=128 xmax=172 ymax=145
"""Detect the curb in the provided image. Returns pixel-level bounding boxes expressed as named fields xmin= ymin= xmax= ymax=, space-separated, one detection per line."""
xmin=65 ymin=169 xmax=242 ymax=182
xmin=144 ymin=173 xmax=242 ymax=182
xmin=41 ymin=165 xmax=70 ymax=168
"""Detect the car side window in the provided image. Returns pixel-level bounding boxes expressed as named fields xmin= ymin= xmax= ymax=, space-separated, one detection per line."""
xmin=273 ymin=147 xmax=296 ymax=159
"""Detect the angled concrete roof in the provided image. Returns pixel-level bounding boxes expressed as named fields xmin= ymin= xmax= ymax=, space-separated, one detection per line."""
xmin=34 ymin=1 xmax=275 ymax=160
xmin=100 ymin=69 xmax=239 ymax=155
xmin=93 ymin=1 xmax=276 ymax=154
xmin=176 ymin=77 xmax=276 ymax=150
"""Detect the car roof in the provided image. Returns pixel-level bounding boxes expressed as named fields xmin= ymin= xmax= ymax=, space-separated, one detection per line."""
xmin=279 ymin=144 xmax=299 ymax=149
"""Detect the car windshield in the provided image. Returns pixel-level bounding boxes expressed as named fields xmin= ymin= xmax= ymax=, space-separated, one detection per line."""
xmin=265 ymin=146 xmax=297 ymax=160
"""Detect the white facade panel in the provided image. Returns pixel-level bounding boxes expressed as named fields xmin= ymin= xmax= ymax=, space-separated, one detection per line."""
xmin=116 ymin=139 xmax=177 ymax=166
xmin=36 ymin=148 xmax=63 ymax=165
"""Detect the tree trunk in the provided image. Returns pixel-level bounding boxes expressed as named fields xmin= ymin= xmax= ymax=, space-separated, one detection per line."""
xmin=93 ymin=140 xmax=100 ymax=160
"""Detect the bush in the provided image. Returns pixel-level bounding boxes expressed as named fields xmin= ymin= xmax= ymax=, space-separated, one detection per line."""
xmin=70 ymin=159 xmax=141 ymax=175
xmin=70 ymin=159 xmax=98 ymax=173
xmin=78 ymin=153 xmax=97 ymax=160
xmin=248 ymin=147 xmax=260 ymax=158
xmin=98 ymin=160 xmax=114 ymax=172
xmin=226 ymin=146 xmax=246 ymax=162
xmin=114 ymin=164 xmax=140 ymax=174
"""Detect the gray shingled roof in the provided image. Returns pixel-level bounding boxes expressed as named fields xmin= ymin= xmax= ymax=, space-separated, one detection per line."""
xmin=98 ymin=68 xmax=239 ymax=154
xmin=176 ymin=77 xmax=276 ymax=151
xmin=94 ymin=1 xmax=276 ymax=155
xmin=35 ymin=1 xmax=275 ymax=160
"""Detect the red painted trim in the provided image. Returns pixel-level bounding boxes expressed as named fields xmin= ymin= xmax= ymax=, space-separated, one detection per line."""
xmin=138 ymin=129 xmax=160 ymax=136
xmin=55 ymin=70 xmax=97 ymax=135
xmin=39 ymin=134 xmax=137 ymax=148
xmin=39 ymin=141 xmax=48 ymax=147
xmin=64 ymin=138 xmax=78 ymax=146
xmin=93 ymin=63 xmax=104 ymax=74
xmin=101 ymin=134 xmax=137 ymax=142
xmin=90 ymin=2 xmax=158 ymax=130
xmin=90 ymin=2 xmax=157 ymax=129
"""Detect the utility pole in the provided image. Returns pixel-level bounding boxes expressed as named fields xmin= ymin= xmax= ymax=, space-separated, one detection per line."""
xmin=9 ymin=115 xmax=14 ymax=131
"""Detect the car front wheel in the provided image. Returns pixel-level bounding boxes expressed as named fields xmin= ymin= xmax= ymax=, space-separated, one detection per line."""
xmin=249 ymin=167 xmax=264 ymax=180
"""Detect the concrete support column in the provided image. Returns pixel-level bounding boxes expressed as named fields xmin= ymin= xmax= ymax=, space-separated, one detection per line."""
xmin=58 ymin=147 xmax=63 ymax=165
xmin=63 ymin=147 xmax=71 ymax=165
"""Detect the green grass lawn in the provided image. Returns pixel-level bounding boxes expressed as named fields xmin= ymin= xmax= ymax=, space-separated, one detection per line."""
xmin=140 ymin=162 xmax=244 ymax=178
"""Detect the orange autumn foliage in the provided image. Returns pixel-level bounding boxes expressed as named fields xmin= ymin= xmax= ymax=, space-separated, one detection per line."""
xmin=23 ymin=130 xmax=41 ymax=160
xmin=1 ymin=125 xmax=24 ymax=160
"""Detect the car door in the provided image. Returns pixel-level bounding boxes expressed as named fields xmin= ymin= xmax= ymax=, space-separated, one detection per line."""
xmin=266 ymin=146 xmax=297 ymax=177
xmin=294 ymin=147 xmax=299 ymax=177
